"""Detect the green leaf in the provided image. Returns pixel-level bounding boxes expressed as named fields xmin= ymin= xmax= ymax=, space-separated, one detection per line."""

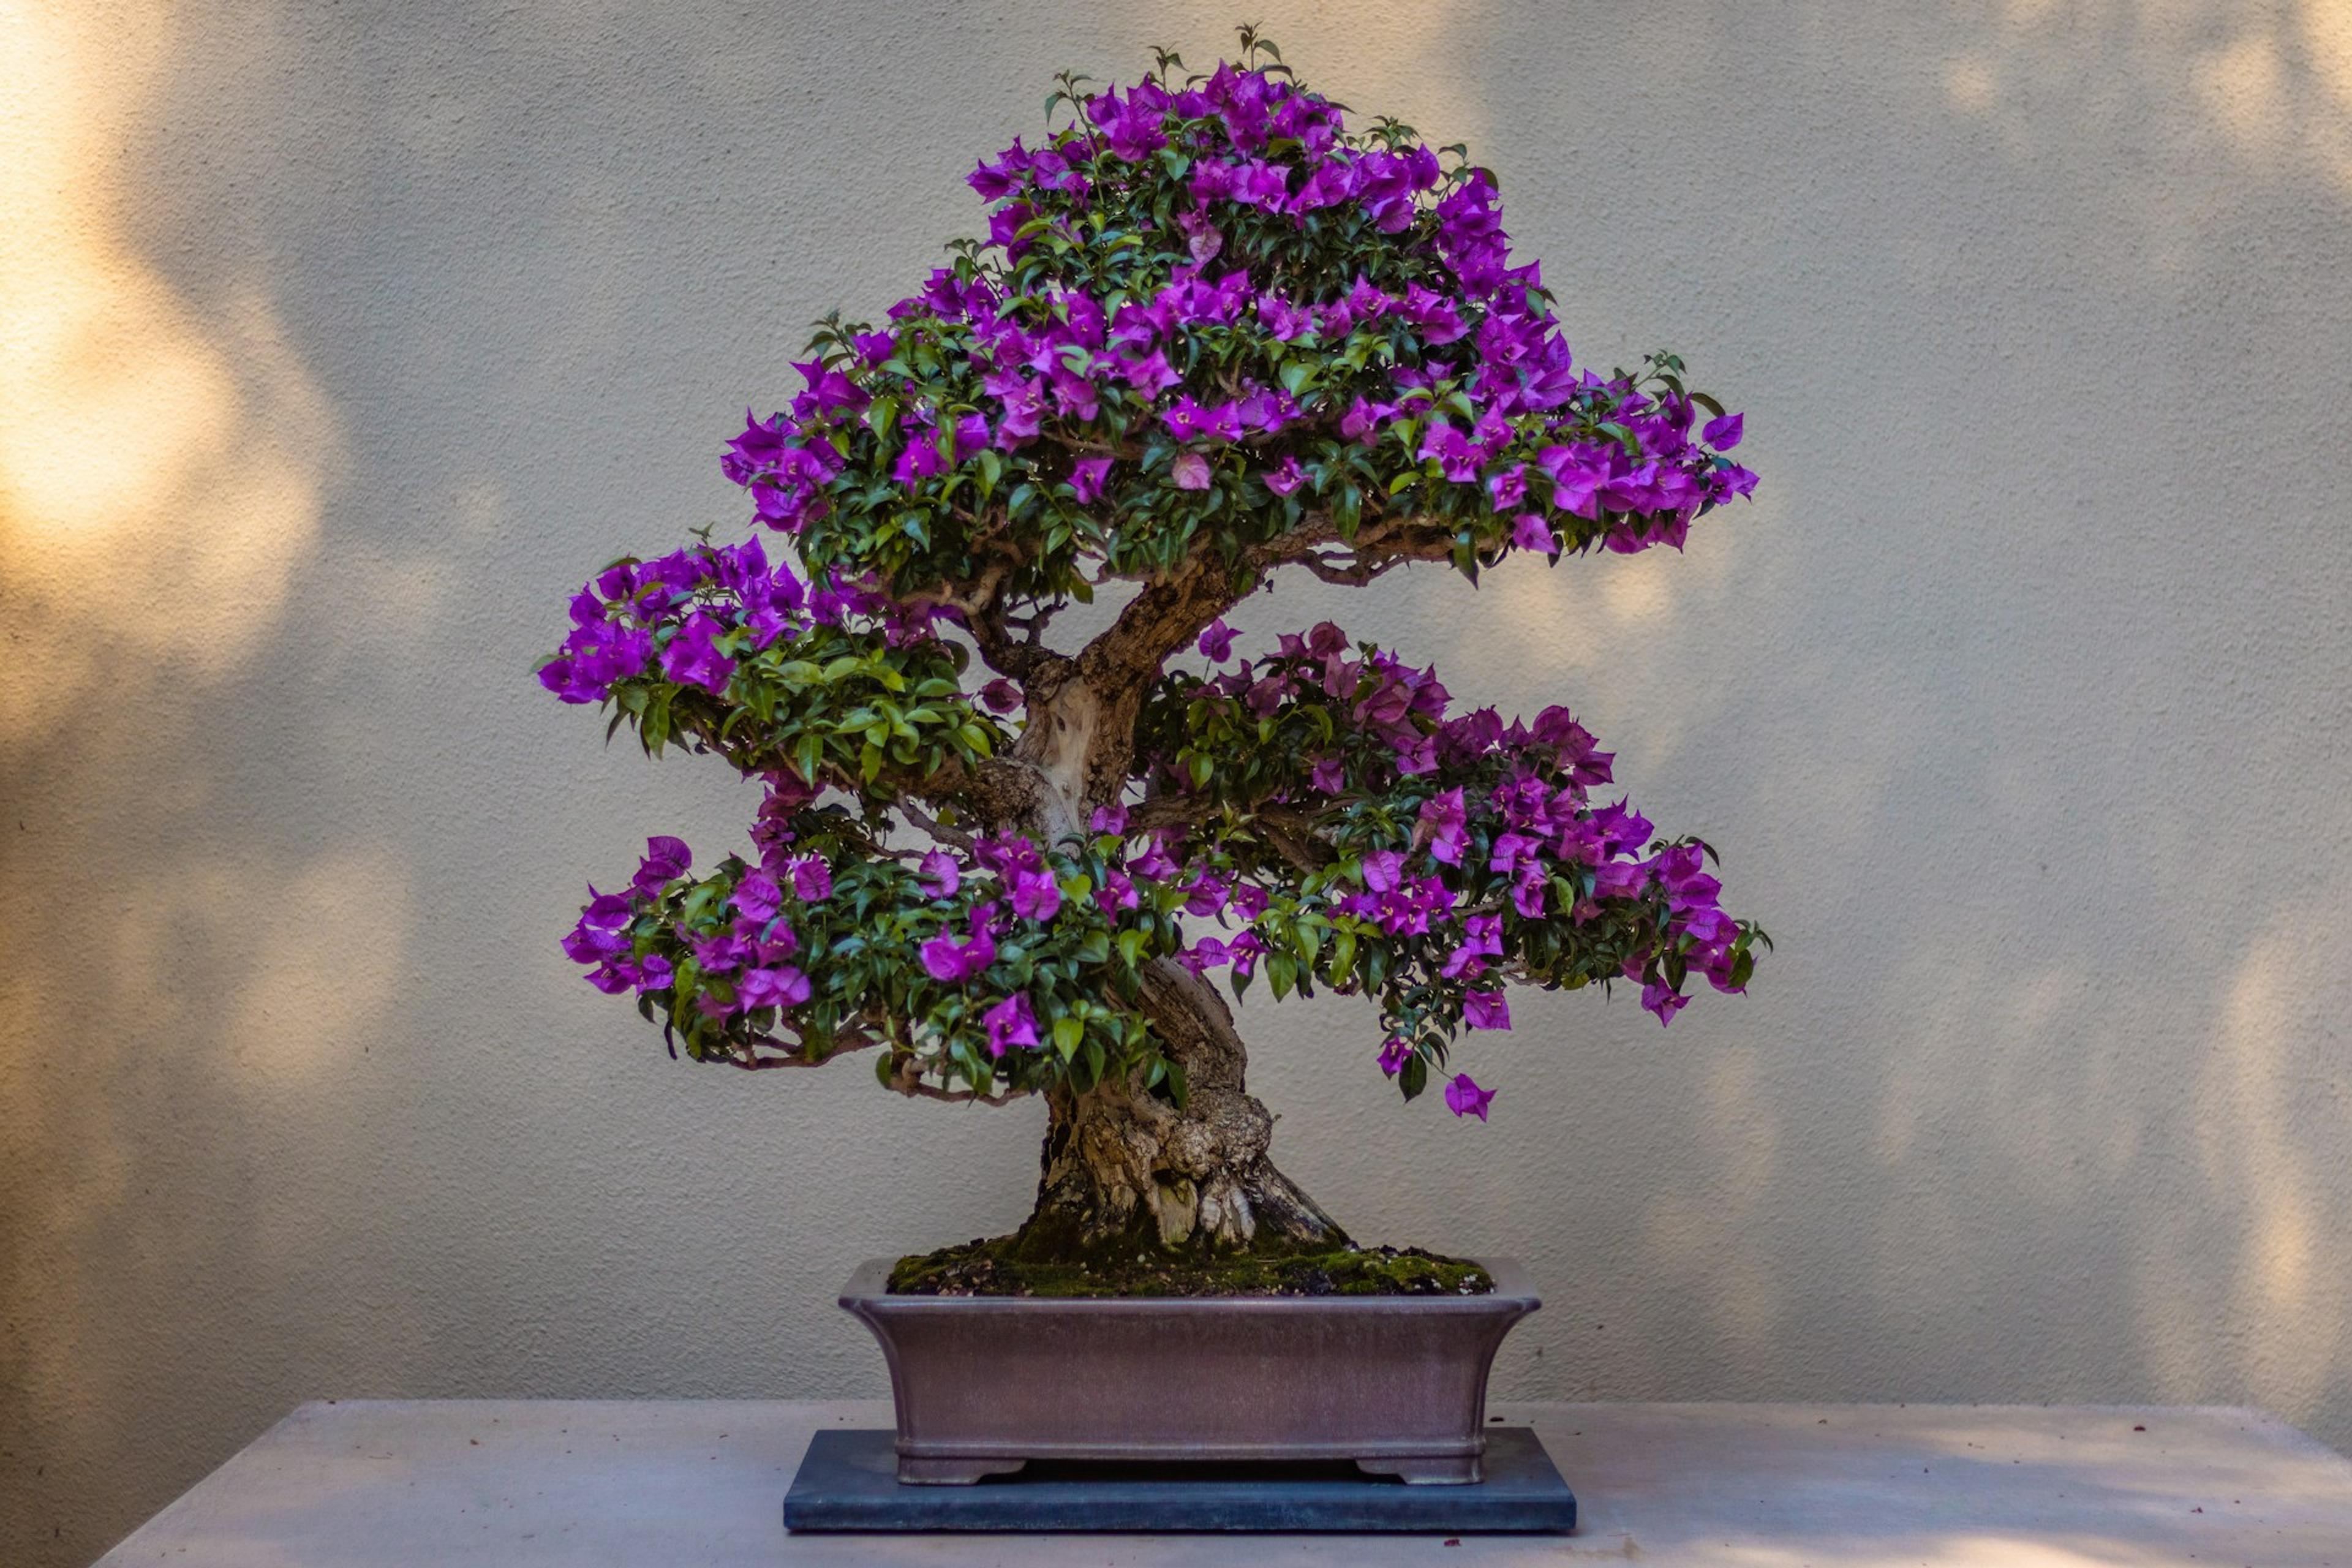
xmin=1052 ymin=1014 xmax=1084 ymax=1060
xmin=1267 ymin=951 xmax=1297 ymax=1000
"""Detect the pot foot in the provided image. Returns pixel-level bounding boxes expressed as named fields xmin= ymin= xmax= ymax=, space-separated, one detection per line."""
xmin=896 ymin=1455 xmax=1028 ymax=1485
xmin=1357 ymin=1453 xmax=1482 ymax=1485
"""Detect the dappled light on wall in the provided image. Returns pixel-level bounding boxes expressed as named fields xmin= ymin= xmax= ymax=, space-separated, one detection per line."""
xmin=0 ymin=0 xmax=333 ymax=742
xmin=1943 ymin=0 xmax=2352 ymax=198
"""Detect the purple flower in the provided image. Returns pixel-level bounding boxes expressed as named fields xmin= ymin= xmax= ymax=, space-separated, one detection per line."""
xmin=979 ymin=678 xmax=1022 ymax=714
xmin=1257 ymin=291 xmax=1313 ymax=339
xmin=1360 ymin=849 xmax=1404 ymax=893
xmin=982 ymin=992 xmax=1040 ymax=1057
xmin=969 ymin=138 xmax=1033 ymax=200
xmin=1183 ymin=872 xmax=1230 ymax=918
xmin=1198 ymin=620 xmax=1237 ymax=662
xmin=1417 ymin=786 xmax=1468 ymax=865
xmin=747 ymin=919 xmax=799 ymax=962
xmin=1178 ymin=937 xmax=1234 ymax=974
xmin=1512 ymin=512 xmax=1557 ymax=552
xmin=1090 ymin=804 xmax=1128 ymax=835
xmin=691 ymin=932 xmax=753 ymax=974
xmin=919 ymin=850 xmax=962 ymax=898
xmin=1444 ymin=1073 xmax=1497 ymax=1121
xmin=731 ymin=869 xmax=782 ymax=922
xmin=1441 ymin=913 xmax=1502 ymax=980
xmin=1008 ymin=864 xmax=1062 ymax=921
xmin=1378 ymin=1036 xmax=1414 ymax=1076
xmin=1463 ymin=990 xmax=1511 ymax=1031
xmin=1591 ymin=800 xmax=1654 ymax=858
xmin=631 ymin=835 xmax=691 ymax=895
xmin=633 ymin=952 xmax=674 ymax=993
xmin=1642 ymin=980 xmax=1691 ymax=1026
xmin=1511 ymin=861 xmax=1549 ymax=918
xmin=1339 ymin=396 xmax=1396 ymax=443
xmin=1095 ymin=867 xmax=1139 ymax=914
xmin=1130 ymin=835 xmax=1180 ymax=880
xmin=920 ymin=925 xmax=997 ymax=984
xmin=573 ymin=890 xmax=637 ymax=938
xmin=788 ymin=856 xmax=832 ymax=903
xmin=1400 ymin=282 xmax=1468 ymax=345
xmin=1162 ymin=394 xmax=1245 ymax=442
xmin=1702 ymin=412 xmax=1744 ymax=450
xmin=1170 ymin=451 xmax=1213 ymax=491
xmin=1308 ymin=755 xmax=1346 ymax=794
xmin=1070 ymin=455 xmax=1113 ymax=505
xmin=1264 ymin=455 xmax=1306 ymax=496
xmin=659 ymin=612 xmax=734 ymax=696
xmin=737 ymin=965 xmax=812 ymax=1010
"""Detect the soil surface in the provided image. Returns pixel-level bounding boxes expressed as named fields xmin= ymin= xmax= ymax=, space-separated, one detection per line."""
xmin=886 ymin=1240 xmax=1494 ymax=1298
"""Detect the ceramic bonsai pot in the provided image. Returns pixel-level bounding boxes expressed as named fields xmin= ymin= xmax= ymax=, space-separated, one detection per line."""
xmin=840 ymin=1256 xmax=1540 ymax=1484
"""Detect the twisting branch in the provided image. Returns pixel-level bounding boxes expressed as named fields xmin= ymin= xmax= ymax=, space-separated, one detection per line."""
xmin=1250 ymin=808 xmax=1338 ymax=874
xmin=1298 ymin=549 xmax=1408 ymax=587
xmin=1126 ymin=793 xmax=1224 ymax=833
xmin=1074 ymin=511 xmax=1344 ymax=690
xmin=888 ymin=1056 xmax=1032 ymax=1106
xmin=723 ymin=1023 xmax=888 ymax=1071
xmin=900 ymin=801 xmax=976 ymax=851
xmin=913 ymin=752 xmax=1046 ymax=834
xmin=967 ymin=590 xmax=1072 ymax=690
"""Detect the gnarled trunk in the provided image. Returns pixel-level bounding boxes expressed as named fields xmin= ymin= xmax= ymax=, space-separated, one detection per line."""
xmin=1012 ymin=957 xmax=1346 ymax=1259
xmin=992 ymin=673 xmax=1344 ymax=1260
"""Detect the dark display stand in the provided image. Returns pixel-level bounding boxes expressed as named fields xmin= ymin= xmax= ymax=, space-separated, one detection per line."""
xmin=783 ymin=1427 xmax=1577 ymax=1533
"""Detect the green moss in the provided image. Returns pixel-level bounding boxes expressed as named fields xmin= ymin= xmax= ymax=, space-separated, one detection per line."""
xmin=888 ymin=1237 xmax=1493 ymax=1298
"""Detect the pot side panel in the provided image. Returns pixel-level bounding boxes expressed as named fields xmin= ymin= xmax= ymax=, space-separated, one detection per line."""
xmin=843 ymin=1261 xmax=1537 ymax=1478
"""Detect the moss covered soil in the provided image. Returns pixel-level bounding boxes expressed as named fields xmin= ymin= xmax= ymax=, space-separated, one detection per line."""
xmin=887 ymin=1238 xmax=1494 ymax=1298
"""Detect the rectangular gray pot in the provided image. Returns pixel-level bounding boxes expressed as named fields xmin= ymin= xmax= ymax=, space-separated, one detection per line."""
xmin=840 ymin=1256 xmax=1539 ymax=1484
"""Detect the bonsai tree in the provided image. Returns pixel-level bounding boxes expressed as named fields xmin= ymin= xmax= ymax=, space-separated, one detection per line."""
xmin=543 ymin=33 xmax=1763 ymax=1275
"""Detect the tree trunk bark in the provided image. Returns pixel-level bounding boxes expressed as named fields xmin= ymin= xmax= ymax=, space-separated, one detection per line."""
xmin=989 ymin=677 xmax=1345 ymax=1260
xmin=1012 ymin=958 xmax=1348 ymax=1259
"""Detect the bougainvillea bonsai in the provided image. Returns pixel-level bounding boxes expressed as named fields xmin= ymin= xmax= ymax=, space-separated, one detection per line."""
xmin=544 ymin=33 xmax=1763 ymax=1286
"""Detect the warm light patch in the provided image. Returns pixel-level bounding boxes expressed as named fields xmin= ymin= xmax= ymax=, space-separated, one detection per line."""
xmin=0 ymin=0 xmax=332 ymax=741
xmin=1945 ymin=54 xmax=1999 ymax=111
xmin=2198 ymin=31 xmax=2291 ymax=153
xmin=226 ymin=849 xmax=415 ymax=1081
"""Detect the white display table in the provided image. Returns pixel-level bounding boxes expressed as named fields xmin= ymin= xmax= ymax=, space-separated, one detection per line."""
xmin=94 ymin=1398 xmax=2352 ymax=1565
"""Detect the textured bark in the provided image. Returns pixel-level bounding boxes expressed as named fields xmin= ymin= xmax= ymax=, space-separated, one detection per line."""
xmin=958 ymin=533 xmax=1436 ymax=1257
xmin=1014 ymin=958 xmax=1347 ymax=1258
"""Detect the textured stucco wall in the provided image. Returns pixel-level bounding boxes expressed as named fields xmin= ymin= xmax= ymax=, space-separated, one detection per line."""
xmin=6 ymin=2 xmax=2351 ymax=1564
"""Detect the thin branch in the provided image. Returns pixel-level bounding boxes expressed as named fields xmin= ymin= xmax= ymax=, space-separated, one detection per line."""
xmin=888 ymin=1055 xmax=1031 ymax=1106
xmin=899 ymin=801 xmax=976 ymax=852
xmin=1250 ymin=809 xmax=1337 ymax=874
xmin=1126 ymin=793 xmax=1221 ymax=833
xmin=1298 ymin=549 xmax=1408 ymax=587
xmin=723 ymin=1023 xmax=887 ymax=1071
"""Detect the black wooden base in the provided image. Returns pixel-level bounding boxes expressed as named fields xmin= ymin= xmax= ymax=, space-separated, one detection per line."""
xmin=782 ymin=1428 xmax=1577 ymax=1533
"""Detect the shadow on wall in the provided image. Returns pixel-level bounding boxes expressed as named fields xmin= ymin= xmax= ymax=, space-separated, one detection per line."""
xmin=1250 ymin=0 xmax=2352 ymax=1452
xmin=2 ymin=2 xmax=2351 ymax=1567
xmin=0 ymin=0 xmax=418 ymax=1560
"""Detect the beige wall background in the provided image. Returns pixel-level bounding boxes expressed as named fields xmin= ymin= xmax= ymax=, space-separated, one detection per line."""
xmin=6 ymin=0 xmax=2351 ymax=1562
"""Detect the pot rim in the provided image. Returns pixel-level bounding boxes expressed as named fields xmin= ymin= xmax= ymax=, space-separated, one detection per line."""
xmin=841 ymin=1254 xmax=1536 ymax=1310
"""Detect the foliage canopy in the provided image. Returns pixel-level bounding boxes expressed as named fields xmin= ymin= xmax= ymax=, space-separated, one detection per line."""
xmin=545 ymin=32 xmax=1766 ymax=1121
